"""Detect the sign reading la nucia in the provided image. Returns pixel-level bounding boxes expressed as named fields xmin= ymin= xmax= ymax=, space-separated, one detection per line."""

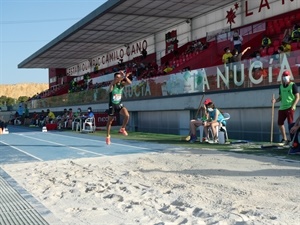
xmin=122 ymin=54 xmax=295 ymax=98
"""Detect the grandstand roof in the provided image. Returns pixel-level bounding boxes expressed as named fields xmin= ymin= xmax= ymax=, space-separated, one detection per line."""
xmin=18 ymin=0 xmax=236 ymax=69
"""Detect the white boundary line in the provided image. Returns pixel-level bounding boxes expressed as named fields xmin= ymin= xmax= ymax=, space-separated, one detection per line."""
xmin=16 ymin=132 xmax=151 ymax=150
xmin=0 ymin=141 xmax=43 ymax=161
xmin=14 ymin=134 xmax=104 ymax=156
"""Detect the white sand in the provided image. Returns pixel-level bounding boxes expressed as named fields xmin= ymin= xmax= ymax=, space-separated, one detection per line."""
xmin=2 ymin=148 xmax=300 ymax=225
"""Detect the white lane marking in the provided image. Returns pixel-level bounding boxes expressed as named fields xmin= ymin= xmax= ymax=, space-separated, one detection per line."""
xmin=0 ymin=141 xmax=43 ymax=161
xmin=17 ymin=132 xmax=151 ymax=150
xmin=14 ymin=134 xmax=104 ymax=156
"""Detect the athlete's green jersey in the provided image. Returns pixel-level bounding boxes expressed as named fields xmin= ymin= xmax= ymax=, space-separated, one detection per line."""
xmin=110 ymin=83 xmax=124 ymax=105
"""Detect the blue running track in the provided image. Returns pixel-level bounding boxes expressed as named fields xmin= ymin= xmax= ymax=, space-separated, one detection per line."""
xmin=0 ymin=125 xmax=167 ymax=165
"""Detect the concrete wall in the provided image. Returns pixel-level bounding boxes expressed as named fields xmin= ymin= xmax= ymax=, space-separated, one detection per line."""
xmin=87 ymin=86 xmax=293 ymax=142
xmin=3 ymin=85 xmax=294 ymax=142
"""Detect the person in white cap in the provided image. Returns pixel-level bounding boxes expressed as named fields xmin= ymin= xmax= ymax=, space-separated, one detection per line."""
xmin=272 ymin=70 xmax=299 ymax=145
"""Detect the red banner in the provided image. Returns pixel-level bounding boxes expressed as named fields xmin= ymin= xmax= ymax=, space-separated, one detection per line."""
xmin=94 ymin=112 xmax=118 ymax=127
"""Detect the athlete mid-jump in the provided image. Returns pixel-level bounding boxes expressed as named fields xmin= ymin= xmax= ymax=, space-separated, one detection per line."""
xmin=106 ymin=70 xmax=132 ymax=145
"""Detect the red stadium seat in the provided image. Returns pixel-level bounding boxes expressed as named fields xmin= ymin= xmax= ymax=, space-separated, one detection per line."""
xmin=267 ymin=46 xmax=275 ymax=55
xmin=288 ymin=57 xmax=299 ymax=76
xmin=273 ymin=40 xmax=280 ymax=48
xmin=260 ymin=48 xmax=267 ymax=57
xmin=285 ymin=19 xmax=292 ymax=28
xmin=278 ymin=33 xmax=285 ymax=41
xmin=267 ymin=21 xmax=273 ymax=28
xmin=290 ymin=14 xmax=296 ymax=23
xmin=266 ymin=28 xmax=275 ymax=36
xmin=274 ymin=27 xmax=281 ymax=35
xmin=288 ymin=57 xmax=296 ymax=66
xmin=186 ymin=53 xmax=192 ymax=61
xmin=278 ymin=19 xmax=285 ymax=29
xmin=291 ymin=42 xmax=298 ymax=51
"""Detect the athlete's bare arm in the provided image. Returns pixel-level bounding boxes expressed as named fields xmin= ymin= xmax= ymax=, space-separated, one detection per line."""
xmin=120 ymin=70 xmax=132 ymax=86
xmin=108 ymin=71 xmax=132 ymax=92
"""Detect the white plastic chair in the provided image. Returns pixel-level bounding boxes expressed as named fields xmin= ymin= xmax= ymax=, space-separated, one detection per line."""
xmin=219 ymin=113 xmax=230 ymax=142
xmin=72 ymin=118 xmax=80 ymax=131
xmin=81 ymin=117 xmax=96 ymax=133
xmin=198 ymin=112 xmax=230 ymax=143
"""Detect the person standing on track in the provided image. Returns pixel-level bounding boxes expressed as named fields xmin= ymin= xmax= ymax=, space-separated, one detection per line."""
xmin=106 ymin=70 xmax=132 ymax=145
xmin=272 ymin=70 xmax=299 ymax=145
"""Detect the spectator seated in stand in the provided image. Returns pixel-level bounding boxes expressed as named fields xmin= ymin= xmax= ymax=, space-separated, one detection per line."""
xmin=251 ymin=52 xmax=266 ymax=78
xmin=271 ymin=46 xmax=285 ymax=65
xmin=94 ymin=64 xmax=99 ymax=74
xmin=231 ymin=31 xmax=243 ymax=53
xmin=281 ymin=41 xmax=291 ymax=57
xmin=72 ymin=108 xmax=82 ymax=131
xmin=45 ymin=109 xmax=56 ymax=124
xmin=261 ymin=35 xmax=272 ymax=49
xmin=141 ymin=49 xmax=147 ymax=59
xmin=38 ymin=110 xmax=46 ymax=127
xmin=229 ymin=47 xmax=251 ymax=81
xmin=87 ymin=107 xmax=94 ymax=118
xmin=185 ymin=43 xmax=195 ymax=54
xmin=258 ymin=46 xmax=267 ymax=57
xmin=192 ymin=41 xmax=198 ymax=50
xmin=66 ymin=108 xmax=73 ymax=128
xmin=188 ymin=98 xmax=210 ymax=143
xmin=195 ymin=40 xmax=204 ymax=51
xmin=17 ymin=104 xmax=24 ymax=125
xmin=203 ymin=100 xmax=226 ymax=144
xmin=222 ymin=47 xmax=233 ymax=67
xmin=291 ymin=23 xmax=300 ymax=42
xmin=57 ymin=108 xmax=68 ymax=129
xmin=163 ymin=66 xmax=173 ymax=74
xmin=13 ymin=111 xmax=21 ymax=125
xmin=163 ymin=62 xmax=173 ymax=74
xmin=30 ymin=111 xmax=39 ymax=126
xmin=81 ymin=107 xmax=95 ymax=132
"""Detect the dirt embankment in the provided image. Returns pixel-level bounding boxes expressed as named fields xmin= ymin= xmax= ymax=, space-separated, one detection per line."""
xmin=0 ymin=83 xmax=48 ymax=99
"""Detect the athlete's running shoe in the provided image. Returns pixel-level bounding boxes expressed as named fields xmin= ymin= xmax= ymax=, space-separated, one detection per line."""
xmin=106 ymin=136 xmax=111 ymax=145
xmin=119 ymin=128 xmax=128 ymax=136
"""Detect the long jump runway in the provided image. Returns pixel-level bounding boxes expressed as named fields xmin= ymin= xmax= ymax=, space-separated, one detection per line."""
xmin=0 ymin=126 xmax=165 ymax=165
xmin=0 ymin=126 xmax=168 ymax=225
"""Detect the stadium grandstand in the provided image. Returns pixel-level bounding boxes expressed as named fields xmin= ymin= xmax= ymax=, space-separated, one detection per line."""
xmin=18 ymin=0 xmax=300 ymax=142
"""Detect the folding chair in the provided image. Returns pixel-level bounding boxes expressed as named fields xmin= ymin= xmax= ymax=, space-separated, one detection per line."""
xmin=81 ymin=117 xmax=96 ymax=133
xmin=198 ymin=112 xmax=230 ymax=143
xmin=72 ymin=118 xmax=80 ymax=131
xmin=219 ymin=113 xmax=230 ymax=143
